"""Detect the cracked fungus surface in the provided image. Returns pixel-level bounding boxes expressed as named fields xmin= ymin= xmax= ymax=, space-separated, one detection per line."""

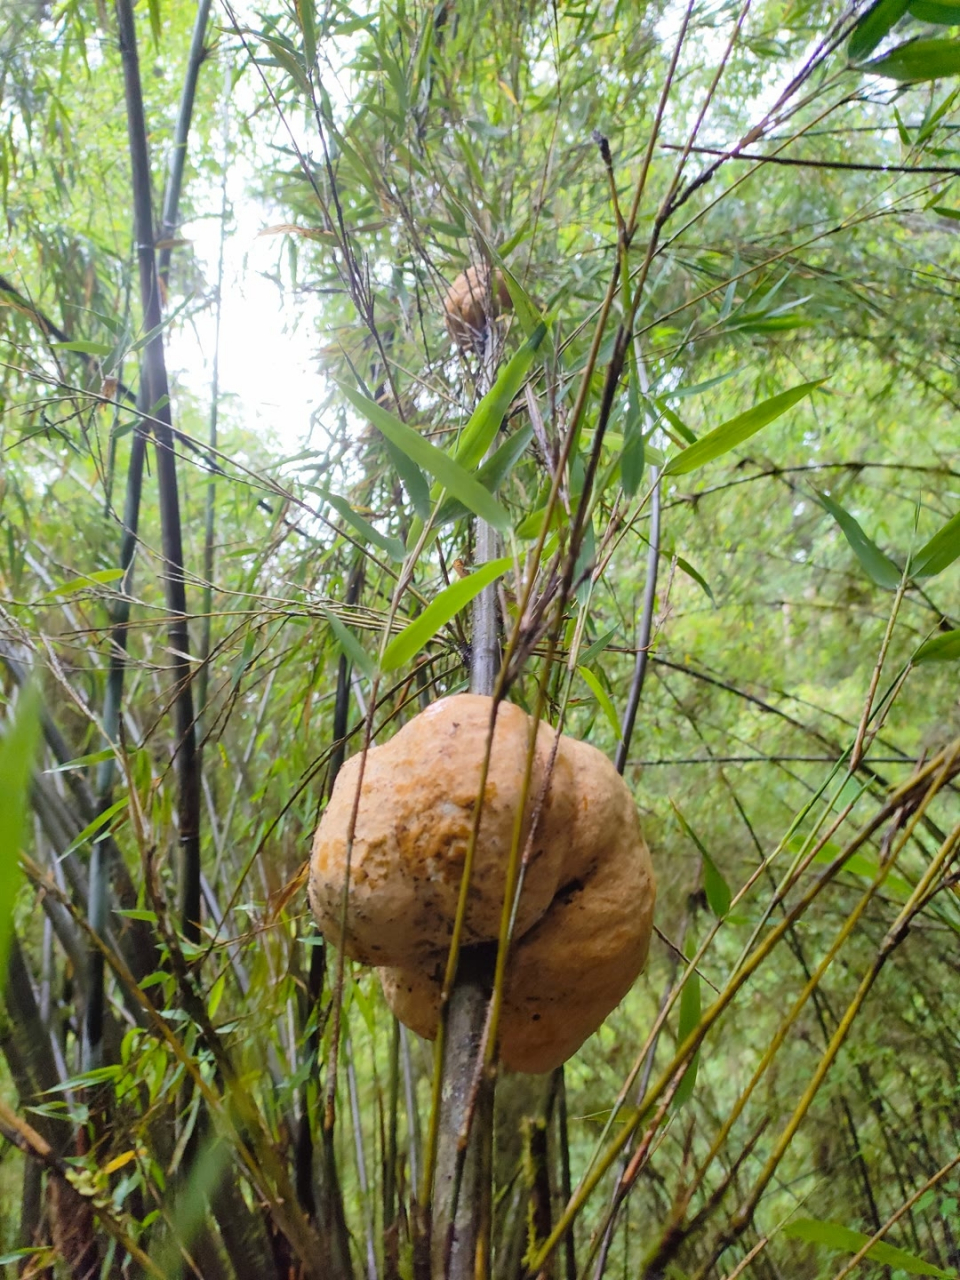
xmin=309 ymin=694 xmax=656 ymax=1073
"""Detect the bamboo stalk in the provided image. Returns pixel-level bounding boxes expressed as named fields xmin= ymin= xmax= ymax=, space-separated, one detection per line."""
xmin=114 ymin=0 xmax=202 ymax=945
xmin=432 ymin=321 xmax=501 ymax=1279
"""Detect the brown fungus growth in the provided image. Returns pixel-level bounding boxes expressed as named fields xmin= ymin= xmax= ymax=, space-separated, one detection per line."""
xmin=308 ymin=694 xmax=656 ymax=1074
xmin=443 ymin=264 xmax=513 ymax=351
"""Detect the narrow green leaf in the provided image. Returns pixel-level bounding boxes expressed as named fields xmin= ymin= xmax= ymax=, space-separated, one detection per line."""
xmin=672 ymin=801 xmax=731 ymax=917
xmin=321 ymin=605 xmax=376 ymax=680
xmin=312 ymin=487 xmax=406 ymax=560
xmin=257 ymin=34 xmax=312 ymax=97
xmin=454 ymin=324 xmax=546 ymax=469
xmin=674 ymin=936 xmax=701 ymax=1109
xmin=52 ymin=340 xmax=113 ymax=356
xmin=36 ymin=568 xmax=125 ymax=601
xmin=147 ymin=0 xmax=162 ymax=47
xmin=911 ymin=509 xmax=960 ymax=577
xmin=497 ymin=264 xmax=545 ymax=338
xmin=782 ymin=1218 xmax=953 ymax=1276
xmin=46 ymin=747 xmax=115 ymax=774
xmin=914 ymin=628 xmax=960 ymax=663
xmin=815 ymin=490 xmax=902 ymax=588
xmin=676 ymin=556 xmax=716 ymax=606
xmin=621 ymin=363 xmax=645 ymax=498
xmin=294 ymin=0 xmax=317 ymax=67
xmin=661 ymin=382 xmax=823 ymax=477
xmin=383 ymin=439 xmax=431 ymax=519
xmin=578 ymin=666 xmax=622 ymax=739
xmin=381 ymin=556 xmax=512 ymax=671
xmin=0 ymin=684 xmax=42 ymax=984
xmin=579 ymin=627 xmax=618 ymax=666
xmin=848 ymin=0 xmax=910 ymax=62
xmin=340 ymin=385 xmax=512 ymax=532
xmin=230 ymin=631 xmax=256 ymax=692
xmin=62 ymin=796 xmax=128 ymax=858
xmin=666 ymin=368 xmax=744 ymax=400
xmin=574 ymin=515 xmax=596 ymax=607
xmin=516 ymin=503 xmax=564 ymax=540
xmin=868 ymin=36 xmax=960 ymax=79
xmin=910 ymin=0 xmax=960 ymax=22
xmin=655 ymin=399 xmax=698 ymax=444
xmin=436 ymin=425 xmax=534 ymax=525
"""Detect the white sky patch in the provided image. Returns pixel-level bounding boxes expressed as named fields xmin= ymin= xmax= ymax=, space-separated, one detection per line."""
xmin=165 ymin=154 xmax=327 ymax=455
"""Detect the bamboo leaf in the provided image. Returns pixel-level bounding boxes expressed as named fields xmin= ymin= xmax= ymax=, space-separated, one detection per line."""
xmin=815 ymin=490 xmax=902 ymax=588
xmin=676 ymin=556 xmax=716 ymax=606
xmin=868 ymin=36 xmax=960 ymax=79
xmin=914 ymin=629 xmax=960 ymax=663
xmin=621 ymin=359 xmax=645 ymax=498
xmin=294 ymin=0 xmax=317 ymax=68
xmin=578 ymin=666 xmax=622 ymax=738
xmin=909 ymin=0 xmax=960 ymax=22
xmin=340 ymin=385 xmax=512 ymax=532
xmin=146 ymin=0 xmax=162 ymax=47
xmin=381 ymin=556 xmax=512 ymax=671
xmin=383 ymin=439 xmax=431 ymax=519
xmin=497 ymin=265 xmax=545 ymax=337
xmin=911 ymin=509 xmax=960 ymax=577
xmin=782 ymin=1218 xmax=953 ymax=1276
xmin=0 ymin=684 xmax=41 ymax=984
xmin=35 ymin=568 xmax=126 ymax=600
xmin=311 ymin=487 xmax=406 ymax=560
xmin=579 ymin=627 xmax=618 ymax=665
xmin=672 ymin=801 xmax=731 ymax=918
xmin=62 ymin=796 xmax=129 ymax=858
xmin=848 ymin=0 xmax=910 ymax=61
xmin=320 ymin=605 xmax=376 ymax=680
xmin=436 ymin=425 xmax=533 ymax=525
xmin=52 ymin=340 xmax=113 ymax=356
xmin=661 ymin=382 xmax=823 ymax=476
xmin=453 ymin=323 xmax=546 ymax=470
xmin=673 ymin=935 xmax=702 ymax=1108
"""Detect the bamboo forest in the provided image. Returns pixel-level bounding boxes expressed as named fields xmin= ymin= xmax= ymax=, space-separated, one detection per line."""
xmin=2 ymin=0 xmax=960 ymax=1275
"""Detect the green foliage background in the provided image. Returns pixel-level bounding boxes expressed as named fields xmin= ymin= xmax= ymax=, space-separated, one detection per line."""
xmin=2 ymin=0 xmax=960 ymax=1275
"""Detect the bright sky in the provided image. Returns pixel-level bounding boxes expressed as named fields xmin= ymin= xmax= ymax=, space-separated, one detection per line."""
xmin=165 ymin=174 xmax=325 ymax=456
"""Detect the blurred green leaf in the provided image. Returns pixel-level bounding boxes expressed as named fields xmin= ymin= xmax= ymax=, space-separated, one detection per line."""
xmin=676 ymin=556 xmax=715 ymax=606
xmin=782 ymin=1218 xmax=953 ymax=1275
xmin=621 ymin=360 xmax=645 ymax=498
xmin=914 ymin=629 xmax=960 ymax=663
xmin=294 ymin=0 xmax=317 ymax=67
xmin=453 ymin=325 xmax=546 ymax=470
xmin=35 ymin=568 xmax=125 ymax=600
xmin=578 ymin=666 xmax=621 ymax=738
xmin=312 ymin=487 xmax=406 ymax=561
xmin=381 ymin=556 xmax=512 ymax=671
xmin=52 ymin=340 xmax=113 ymax=356
xmin=320 ymin=605 xmax=376 ymax=680
xmin=868 ymin=36 xmax=960 ymax=79
xmin=911 ymin=509 xmax=960 ymax=577
xmin=674 ymin=935 xmax=702 ymax=1108
xmin=454 ymin=326 xmax=546 ymax=470
xmin=910 ymin=0 xmax=960 ymax=22
xmin=662 ymin=382 xmax=823 ymax=476
xmin=848 ymin=0 xmax=910 ymax=61
xmin=341 ymin=384 xmax=512 ymax=532
xmin=437 ymin=425 xmax=533 ymax=525
xmin=0 ymin=684 xmax=41 ymax=986
xmin=579 ymin=627 xmax=618 ymax=665
xmin=383 ymin=438 xmax=432 ymax=520
xmin=672 ymin=801 xmax=731 ymax=918
xmin=815 ymin=490 xmax=902 ymax=588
